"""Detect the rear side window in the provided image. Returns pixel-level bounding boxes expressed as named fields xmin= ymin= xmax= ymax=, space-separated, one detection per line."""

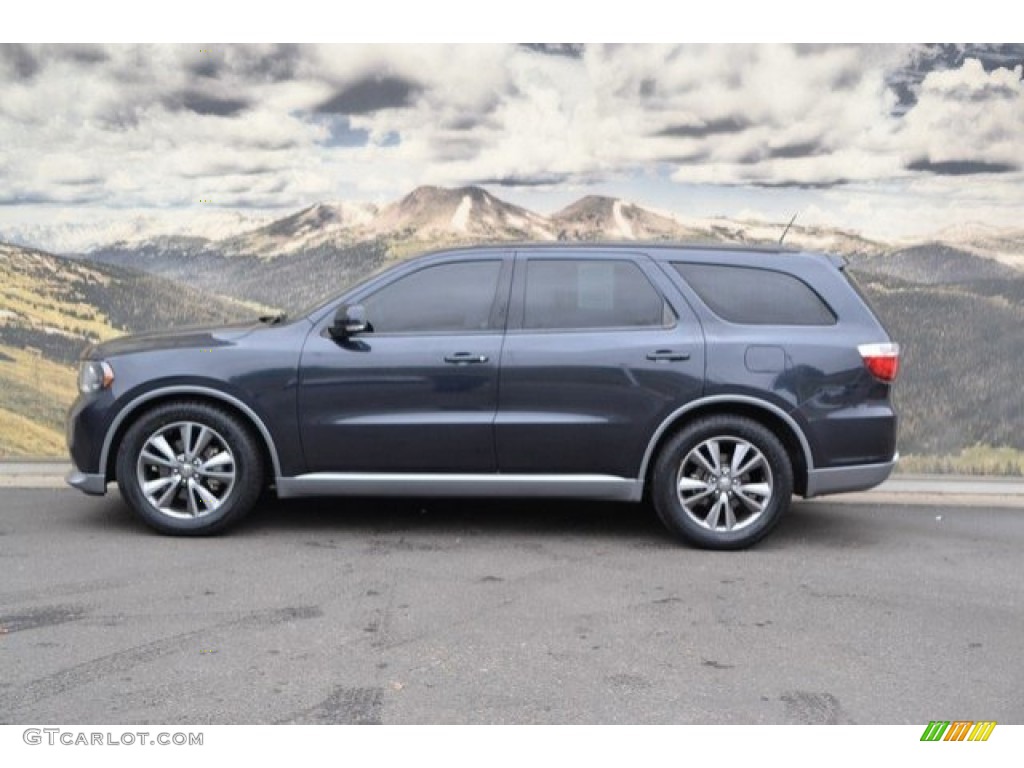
xmin=524 ymin=259 xmax=673 ymax=330
xmin=672 ymin=263 xmax=836 ymax=326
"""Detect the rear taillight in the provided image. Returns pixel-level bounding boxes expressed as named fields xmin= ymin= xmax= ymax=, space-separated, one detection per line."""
xmin=858 ymin=342 xmax=900 ymax=383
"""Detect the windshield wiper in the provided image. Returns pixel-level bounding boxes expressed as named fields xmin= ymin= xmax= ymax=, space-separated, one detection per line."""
xmin=258 ymin=313 xmax=287 ymax=325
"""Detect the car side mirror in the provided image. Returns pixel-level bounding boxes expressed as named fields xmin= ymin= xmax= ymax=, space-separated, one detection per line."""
xmin=329 ymin=303 xmax=368 ymax=339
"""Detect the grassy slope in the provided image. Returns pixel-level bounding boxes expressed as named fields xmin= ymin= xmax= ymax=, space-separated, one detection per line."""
xmin=0 ymin=343 xmax=77 ymax=457
xmin=0 ymin=243 xmax=258 ymax=457
xmin=0 ymin=408 xmax=65 ymax=456
xmin=898 ymin=445 xmax=1024 ymax=476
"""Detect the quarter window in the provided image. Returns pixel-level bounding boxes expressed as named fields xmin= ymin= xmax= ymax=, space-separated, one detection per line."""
xmin=672 ymin=263 xmax=836 ymax=325
xmin=523 ymin=259 xmax=672 ymax=330
xmin=363 ymin=260 xmax=502 ymax=333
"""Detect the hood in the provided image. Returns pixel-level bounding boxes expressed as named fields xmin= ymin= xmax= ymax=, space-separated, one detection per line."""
xmin=84 ymin=320 xmax=264 ymax=359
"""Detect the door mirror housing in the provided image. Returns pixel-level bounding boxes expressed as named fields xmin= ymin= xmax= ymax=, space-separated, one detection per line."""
xmin=329 ymin=303 xmax=369 ymax=339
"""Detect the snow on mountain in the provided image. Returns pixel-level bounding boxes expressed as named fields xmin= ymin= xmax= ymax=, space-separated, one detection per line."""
xmin=370 ymin=186 xmax=554 ymax=241
xmin=218 ymin=201 xmax=378 ymax=259
xmin=0 ymin=209 xmax=275 ymax=255
xmin=216 ymin=186 xmax=558 ymax=259
xmin=450 ymin=194 xmax=472 ymax=232
xmin=612 ymin=201 xmax=634 ymax=239
xmin=550 ymin=195 xmax=703 ymax=241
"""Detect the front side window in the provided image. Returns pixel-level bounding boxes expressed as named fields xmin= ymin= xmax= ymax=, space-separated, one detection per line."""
xmin=523 ymin=259 xmax=672 ymax=330
xmin=673 ymin=263 xmax=836 ymax=326
xmin=363 ymin=260 xmax=502 ymax=333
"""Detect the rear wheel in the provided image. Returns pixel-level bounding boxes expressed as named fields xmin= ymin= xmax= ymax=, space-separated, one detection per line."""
xmin=116 ymin=401 xmax=264 ymax=535
xmin=652 ymin=415 xmax=793 ymax=550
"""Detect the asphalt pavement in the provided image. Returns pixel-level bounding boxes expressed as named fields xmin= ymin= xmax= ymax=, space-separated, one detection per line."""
xmin=1 ymin=485 xmax=1021 ymax=724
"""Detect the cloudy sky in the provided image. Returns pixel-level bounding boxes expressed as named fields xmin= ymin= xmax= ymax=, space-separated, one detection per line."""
xmin=1 ymin=43 xmax=1022 ymax=241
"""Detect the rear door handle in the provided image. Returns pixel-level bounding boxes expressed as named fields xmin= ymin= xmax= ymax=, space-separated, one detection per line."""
xmin=444 ymin=352 xmax=490 ymax=365
xmin=646 ymin=349 xmax=691 ymax=362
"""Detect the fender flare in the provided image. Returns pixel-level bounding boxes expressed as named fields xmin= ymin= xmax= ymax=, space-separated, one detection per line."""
xmin=99 ymin=385 xmax=283 ymax=480
xmin=637 ymin=394 xmax=815 ymax=484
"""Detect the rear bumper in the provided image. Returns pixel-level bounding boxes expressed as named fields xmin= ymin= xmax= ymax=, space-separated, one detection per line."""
xmin=66 ymin=469 xmax=107 ymax=496
xmin=803 ymin=453 xmax=898 ymax=498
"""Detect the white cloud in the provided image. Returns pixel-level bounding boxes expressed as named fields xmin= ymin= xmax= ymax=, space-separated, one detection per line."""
xmin=0 ymin=44 xmax=1021 ymax=239
xmin=899 ymin=57 xmax=1024 ymax=170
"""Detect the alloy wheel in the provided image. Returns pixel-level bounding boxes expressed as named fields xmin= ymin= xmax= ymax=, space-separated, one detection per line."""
xmin=135 ymin=421 xmax=237 ymax=519
xmin=675 ymin=435 xmax=774 ymax=533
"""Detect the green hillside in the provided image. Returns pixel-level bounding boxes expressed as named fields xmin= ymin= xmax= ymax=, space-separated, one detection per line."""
xmin=0 ymin=243 xmax=263 ymax=457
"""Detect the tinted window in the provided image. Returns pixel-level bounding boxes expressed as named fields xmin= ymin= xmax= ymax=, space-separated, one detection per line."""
xmin=673 ymin=263 xmax=836 ymax=325
xmin=524 ymin=259 xmax=671 ymax=330
xmin=364 ymin=260 xmax=502 ymax=333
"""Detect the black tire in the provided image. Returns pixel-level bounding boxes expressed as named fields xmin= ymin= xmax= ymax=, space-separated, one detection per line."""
xmin=651 ymin=415 xmax=793 ymax=550
xmin=116 ymin=400 xmax=264 ymax=535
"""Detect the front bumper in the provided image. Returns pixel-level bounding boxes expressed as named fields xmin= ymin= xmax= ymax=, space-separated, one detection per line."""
xmin=803 ymin=453 xmax=898 ymax=498
xmin=65 ymin=387 xmax=117 ymax=492
xmin=66 ymin=469 xmax=107 ymax=496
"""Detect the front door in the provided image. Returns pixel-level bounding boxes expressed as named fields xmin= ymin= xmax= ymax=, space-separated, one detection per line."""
xmin=298 ymin=257 xmax=510 ymax=473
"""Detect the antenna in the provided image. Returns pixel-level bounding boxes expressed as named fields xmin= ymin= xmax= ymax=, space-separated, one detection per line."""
xmin=779 ymin=213 xmax=798 ymax=245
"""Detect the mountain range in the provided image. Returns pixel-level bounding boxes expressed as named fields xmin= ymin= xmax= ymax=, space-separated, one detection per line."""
xmin=1 ymin=185 xmax=1022 ymax=465
xmin=6 ymin=184 xmax=1023 ymax=269
xmin=73 ymin=186 xmax=1024 ymax=315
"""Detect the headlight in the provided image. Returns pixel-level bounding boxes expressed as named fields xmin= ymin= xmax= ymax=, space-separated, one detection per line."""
xmin=78 ymin=361 xmax=114 ymax=394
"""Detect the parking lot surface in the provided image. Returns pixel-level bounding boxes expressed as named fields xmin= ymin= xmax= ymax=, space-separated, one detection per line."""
xmin=1 ymin=489 xmax=1021 ymax=724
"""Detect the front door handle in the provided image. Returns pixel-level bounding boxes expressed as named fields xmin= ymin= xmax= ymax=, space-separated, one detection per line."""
xmin=444 ymin=352 xmax=490 ymax=365
xmin=646 ymin=349 xmax=691 ymax=362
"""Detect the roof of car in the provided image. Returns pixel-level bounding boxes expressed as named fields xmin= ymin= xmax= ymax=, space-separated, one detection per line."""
xmin=422 ymin=241 xmax=798 ymax=258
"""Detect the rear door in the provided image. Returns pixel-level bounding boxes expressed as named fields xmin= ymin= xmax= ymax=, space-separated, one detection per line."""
xmin=495 ymin=251 xmax=704 ymax=478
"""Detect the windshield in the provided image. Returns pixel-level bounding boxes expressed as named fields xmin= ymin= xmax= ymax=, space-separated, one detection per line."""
xmin=275 ymin=259 xmax=393 ymax=322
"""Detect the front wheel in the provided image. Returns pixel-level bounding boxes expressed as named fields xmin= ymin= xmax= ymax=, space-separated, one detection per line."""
xmin=116 ymin=401 xmax=264 ymax=535
xmin=651 ymin=416 xmax=793 ymax=550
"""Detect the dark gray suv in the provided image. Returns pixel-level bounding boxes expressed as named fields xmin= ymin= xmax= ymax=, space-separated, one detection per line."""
xmin=66 ymin=244 xmax=899 ymax=549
